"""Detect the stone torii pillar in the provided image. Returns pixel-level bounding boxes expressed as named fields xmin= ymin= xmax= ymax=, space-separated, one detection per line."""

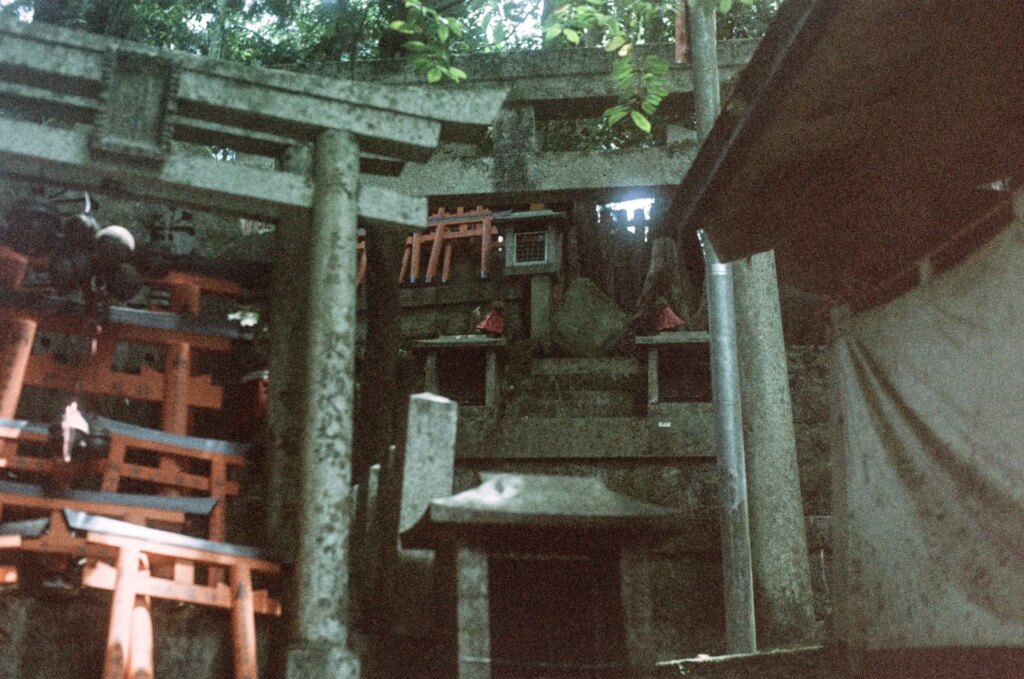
xmin=286 ymin=130 xmax=362 ymax=677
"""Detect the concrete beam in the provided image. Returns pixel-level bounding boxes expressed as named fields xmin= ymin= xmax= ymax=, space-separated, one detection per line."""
xmin=0 ymin=118 xmax=426 ymax=228
xmin=366 ymin=141 xmax=698 ymax=204
xmin=335 ymin=41 xmax=757 ymax=120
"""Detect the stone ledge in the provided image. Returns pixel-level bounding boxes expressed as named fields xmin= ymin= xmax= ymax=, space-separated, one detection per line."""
xmin=657 ymin=646 xmax=833 ymax=679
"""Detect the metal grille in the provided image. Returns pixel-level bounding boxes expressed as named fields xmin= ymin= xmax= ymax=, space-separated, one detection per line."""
xmin=514 ymin=231 xmax=547 ymax=263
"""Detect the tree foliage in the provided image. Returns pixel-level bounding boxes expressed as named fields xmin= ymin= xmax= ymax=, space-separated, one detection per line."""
xmin=4 ymin=0 xmax=778 ymax=133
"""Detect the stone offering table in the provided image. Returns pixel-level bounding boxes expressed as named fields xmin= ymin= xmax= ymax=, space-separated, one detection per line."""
xmin=411 ymin=335 xmax=506 ymax=411
xmin=635 ymin=330 xmax=710 ymax=406
xmin=403 ymin=473 xmax=682 ymax=679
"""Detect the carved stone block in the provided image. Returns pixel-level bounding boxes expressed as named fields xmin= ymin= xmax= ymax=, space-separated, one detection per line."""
xmin=92 ymin=49 xmax=178 ymax=165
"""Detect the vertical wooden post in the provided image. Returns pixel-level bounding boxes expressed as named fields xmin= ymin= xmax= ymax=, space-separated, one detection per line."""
xmin=161 ymin=342 xmax=191 ymax=435
xmin=442 ymin=241 xmax=454 ymax=283
xmin=425 ymin=223 xmax=445 ymax=283
xmin=231 ymin=563 xmax=259 ymax=679
xmin=103 ymin=544 xmax=141 ymax=679
xmin=128 ymin=596 xmax=154 ymax=679
xmin=0 ymin=315 xmax=37 ymax=420
xmin=409 ymin=231 xmax=422 ymax=284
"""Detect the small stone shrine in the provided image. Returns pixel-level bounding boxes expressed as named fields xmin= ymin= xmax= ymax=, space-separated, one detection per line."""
xmin=403 ymin=473 xmax=682 ymax=679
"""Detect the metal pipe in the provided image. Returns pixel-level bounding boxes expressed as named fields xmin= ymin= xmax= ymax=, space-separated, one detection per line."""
xmin=699 ymin=229 xmax=757 ymax=654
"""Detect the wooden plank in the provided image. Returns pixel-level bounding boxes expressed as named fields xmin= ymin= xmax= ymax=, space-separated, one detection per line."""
xmin=0 ymin=490 xmax=186 ymax=524
xmin=109 ymin=461 xmax=239 ymax=495
xmin=84 ymin=560 xmax=282 ymax=616
xmin=24 ymin=354 xmax=223 ymax=409
xmin=86 ymin=532 xmax=281 ymax=573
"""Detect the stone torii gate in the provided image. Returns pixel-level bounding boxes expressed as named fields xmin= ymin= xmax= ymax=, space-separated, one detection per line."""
xmin=0 ymin=17 xmax=506 ymax=677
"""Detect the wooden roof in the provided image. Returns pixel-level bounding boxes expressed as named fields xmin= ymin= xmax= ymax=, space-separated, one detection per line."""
xmin=663 ymin=0 xmax=1024 ymax=294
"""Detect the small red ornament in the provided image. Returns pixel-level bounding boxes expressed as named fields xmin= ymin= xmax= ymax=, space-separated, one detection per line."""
xmin=476 ymin=309 xmax=504 ymax=336
xmin=656 ymin=304 xmax=685 ymax=332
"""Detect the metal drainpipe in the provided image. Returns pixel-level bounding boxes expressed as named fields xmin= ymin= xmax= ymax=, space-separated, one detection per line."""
xmin=699 ymin=229 xmax=757 ymax=654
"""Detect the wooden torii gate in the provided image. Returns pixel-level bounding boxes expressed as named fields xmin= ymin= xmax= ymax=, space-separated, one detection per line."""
xmin=0 ymin=17 xmax=507 ymax=677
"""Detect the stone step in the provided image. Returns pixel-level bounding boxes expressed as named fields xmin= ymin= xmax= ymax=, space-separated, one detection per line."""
xmin=506 ymin=389 xmax=643 ymax=418
xmin=456 ymin=406 xmax=715 ymax=460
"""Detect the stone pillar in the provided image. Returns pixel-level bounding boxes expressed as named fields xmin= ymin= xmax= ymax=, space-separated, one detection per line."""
xmin=619 ymin=550 xmax=656 ymax=678
xmin=530 ymin=274 xmax=553 ymax=352
xmin=689 ymin=0 xmax=720 ymax=139
xmin=265 ymin=144 xmax=312 ymax=557
xmin=732 ymin=252 xmax=816 ymax=649
xmin=456 ymin=545 xmax=491 ymax=679
xmin=286 ymin=129 xmax=361 ymax=678
xmin=492 ymin=104 xmax=536 ymax=190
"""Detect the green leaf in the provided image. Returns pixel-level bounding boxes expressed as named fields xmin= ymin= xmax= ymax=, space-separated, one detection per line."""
xmin=563 ymin=28 xmax=581 ymax=45
xmin=605 ymin=35 xmax=626 ymax=52
xmin=448 ymin=18 xmax=464 ymax=36
xmin=544 ymin=24 xmax=563 ymax=40
xmin=719 ymin=0 xmax=733 ymax=12
xmin=617 ymin=42 xmax=633 ymax=56
xmin=585 ymin=0 xmax=604 ymax=5
xmin=630 ymin=110 xmax=652 ymax=133
xmin=404 ymin=40 xmax=429 ymax=53
xmin=648 ymin=83 xmax=669 ymax=98
xmin=437 ymin=23 xmax=450 ymax=42
xmin=427 ymin=66 xmax=443 ymax=83
xmin=448 ymin=66 xmax=468 ymax=82
xmin=606 ymin=104 xmax=629 ymax=125
xmin=646 ymin=56 xmax=669 ymax=75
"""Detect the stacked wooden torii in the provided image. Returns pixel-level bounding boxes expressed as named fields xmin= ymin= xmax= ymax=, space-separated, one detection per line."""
xmin=0 ymin=16 xmax=507 ymax=678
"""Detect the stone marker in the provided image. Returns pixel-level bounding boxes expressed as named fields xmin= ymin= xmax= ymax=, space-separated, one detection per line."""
xmin=552 ymin=277 xmax=630 ymax=357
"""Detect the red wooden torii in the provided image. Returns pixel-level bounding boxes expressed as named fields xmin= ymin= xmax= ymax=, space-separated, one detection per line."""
xmin=357 ymin=206 xmax=498 ymax=285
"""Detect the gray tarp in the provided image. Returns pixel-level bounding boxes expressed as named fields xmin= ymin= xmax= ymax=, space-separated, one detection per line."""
xmin=831 ymin=193 xmax=1024 ymax=649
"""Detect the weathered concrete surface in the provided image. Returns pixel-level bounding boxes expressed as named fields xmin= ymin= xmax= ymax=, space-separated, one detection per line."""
xmin=657 ymin=646 xmax=832 ymax=679
xmin=365 ymin=141 xmax=697 ymax=205
xmin=553 ymin=277 xmax=631 ymax=357
xmin=733 ymin=252 xmax=817 ymax=649
xmin=287 ymin=130 xmax=361 ymax=677
xmin=336 ymin=41 xmax=757 ymax=120
xmin=0 ymin=591 xmax=284 ymax=679
xmin=456 ymin=411 xmax=715 ymax=460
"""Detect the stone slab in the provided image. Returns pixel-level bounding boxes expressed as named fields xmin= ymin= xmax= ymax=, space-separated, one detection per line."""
xmin=657 ymin=646 xmax=831 ymax=679
xmin=427 ymin=473 xmax=682 ymax=534
xmin=411 ymin=335 xmax=507 ymax=349
xmin=636 ymin=331 xmax=711 ymax=346
xmin=366 ymin=142 xmax=698 ymax=204
xmin=0 ymin=118 xmax=426 ymax=227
